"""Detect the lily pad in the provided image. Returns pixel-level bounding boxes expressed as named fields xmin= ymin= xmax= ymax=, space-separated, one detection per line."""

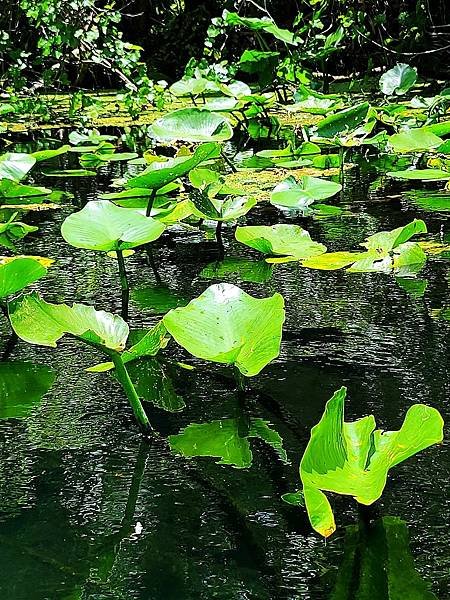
xmin=235 ymin=224 xmax=326 ymax=260
xmin=126 ymin=142 xmax=221 ymax=190
xmin=299 ymin=387 xmax=443 ymax=537
xmin=380 ymin=63 xmax=417 ymax=96
xmin=9 ymin=292 xmax=129 ymax=351
xmin=0 ymin=256 xmax=51 ymax=299
xmin=150 ymin=108 xmax=233 ymax=142
xmin=61 ymin=201 xmax=165 ymax=251
xmin=270 ymin=175 xmax=342 ymax=210
xmin=0 ymin=153 xmax=36 ymax=181
xmin=386 ymin=169 xmax=450 ymax=181
xmin=387 ymin=129 xmax=443 ymax=154
xmin=163 ymin=283 xmax=285 ymax=376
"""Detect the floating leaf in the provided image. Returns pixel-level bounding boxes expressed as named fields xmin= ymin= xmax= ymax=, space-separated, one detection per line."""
xmin=150 ymin=108 xmax=233 ymax=142
xmin=61 ymin=201 xmax=165 ymax=251
xmin=300 ymin=387 xmax=443 ymax=537
xmin=387 ymin=129 xmax=443 ymax=154
xmin=0 ymin=256 xmax=51 ymax=299
xmin=163 ymin=283 xmax=285 ymax=376
xmin=379 ymin=63 xmax=417 ymax=96
xmin=190 ymin=191 xmax=256 ymax=221
xmin=270 ymin=175 xmax=342 ymax=210
xmin=9 ymin=292 xmax=129 ymax=351
xmin=235 ymin=224 xmax=326 ymax=260
xmin=0 ymin=179 xmax=52 ymax=199
xmin=0 ymin=153 xmax=36 ymax=181
xmin=315 ymin=102 xmax=370 ymax=138
xmin=31 ymin=145 xmax=71 ymax=162
xmin=386 ymin=169 xmax=450 ymax=181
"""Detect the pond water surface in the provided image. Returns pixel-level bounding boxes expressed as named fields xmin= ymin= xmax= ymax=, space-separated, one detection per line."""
xmin=0 ymin=138 xmax=449 ymax=599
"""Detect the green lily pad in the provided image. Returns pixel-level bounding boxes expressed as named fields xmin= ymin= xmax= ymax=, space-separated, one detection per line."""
xmin=163 ymin=283 xmax=285 ymax=376
xmin=0 ymin=256 xmax=51 ymax=299
xmin=387 ymin=129 xmax=443 ymax=154
xmin=379 ymin=63 xmax=417 ymax=96
xmin=300 ymin=387 xmax=443 ymax=538
xmin=0 ymin=180 xmax=52 ymax=199
xmin=386 ymin=169 xmax=450 ymax=181
xmin=126 ymin=142 xmax=220 ymax=190
xmin=270 ymin=175 xmax=342 ymax=210
xmin=61 ymin=201 xmax=165 ymax=251
xmin=235 ymin=224 xmax=326 ymax=260
xmin=0 ymin=153 xmax=36 ymax=181
xmin=315 ymin=102 xmax=371 ymax=138
xmin=31 ymin=145 xmax=71 ymax=162
xmin=150 ymin=108 xmax=233 ymax=142
xmin=190 ymin=191 xmax=256 ymax=221
xmin=9 ymin=292 xmax=130 ymax=351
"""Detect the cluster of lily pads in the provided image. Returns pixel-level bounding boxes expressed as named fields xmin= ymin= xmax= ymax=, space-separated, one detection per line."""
xmin=0 ymin=62 xmax=448 ymax=541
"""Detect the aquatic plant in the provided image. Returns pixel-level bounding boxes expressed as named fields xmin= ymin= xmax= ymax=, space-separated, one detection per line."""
xmin=61 ymin=200 xmax=166 ymax=319
xmin=150 ymin=108 xmax=233 ymax=143
xmin=163 ymin=283 xmax=285 ymax=377
xmin=379 ymin=63 xmax=417 ymax=96
xmin=8 ymin=293 xmax=168 ymax=433
xmin=0 ymin=255 xmax=52 ymax=300
xmin=235 ymin=224 xmax=326 ymax=262
xmin=270 ymin=175 xmax=342 ymax=212
xmin=302 ymin=219 xmax=428 ymax=274
xmin=284 ymin=387 xmax=443 ymax=538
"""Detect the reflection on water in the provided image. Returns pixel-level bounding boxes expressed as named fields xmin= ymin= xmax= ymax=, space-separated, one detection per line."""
xmin=330 ymin=515 xmax=437 ymax=599
xmin=0 ymin=146 xmax=448 ymax=598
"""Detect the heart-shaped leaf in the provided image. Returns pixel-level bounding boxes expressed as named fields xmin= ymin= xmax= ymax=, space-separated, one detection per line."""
xmin=61 ymin=201 xmax=165 ymax=251
xmin=163 ymin=283 xmax=285 ymax=376
xmin=235 ymin=224 xmax=326 ymax=259
xmin=150 ymin=109 xmax=233 ymax=142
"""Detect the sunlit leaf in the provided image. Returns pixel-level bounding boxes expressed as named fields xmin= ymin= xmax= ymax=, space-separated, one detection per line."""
xmin=9 ymin=292 xmax=129 ymax=351
xmin=163 ymin=283 xmax=285 ymax=376
xmin=300 ymin=387 xmax=443 ymax=537
xmin=235 ymin=224 xmax=326 ymax=259
xmin=61 ymin=200 xmax=165 ymax=251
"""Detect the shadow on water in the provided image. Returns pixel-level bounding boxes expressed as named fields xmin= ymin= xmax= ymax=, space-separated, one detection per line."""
xmin=0 ymin=140 xmax=448 ymax=598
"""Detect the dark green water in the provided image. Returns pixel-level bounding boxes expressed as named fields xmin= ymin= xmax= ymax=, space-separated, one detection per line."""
xmin=0 ymin=143 xmax=449 ymax=599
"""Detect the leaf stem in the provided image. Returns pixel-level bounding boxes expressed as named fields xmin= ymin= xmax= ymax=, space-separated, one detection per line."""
xmin=215 ymin=220 xmax=224 ymax=260
xmin=221 ymin=150 xmax=237 ymax=173
xmin=116 ymin=248 xmax=129 ymax=321
xmin=146 ymin=189 xmax=157 ymax=217
xmin=110 ymin=351 xmax=153 ymax=434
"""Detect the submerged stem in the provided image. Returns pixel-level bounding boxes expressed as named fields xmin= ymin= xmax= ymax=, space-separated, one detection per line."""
xmin=116 ymin=248 xmax=129 ymax=321
xmin=146 ymin=189 xmax=157 ymax=217
xmin=110 ymin=352 xmax=153 ymax=434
